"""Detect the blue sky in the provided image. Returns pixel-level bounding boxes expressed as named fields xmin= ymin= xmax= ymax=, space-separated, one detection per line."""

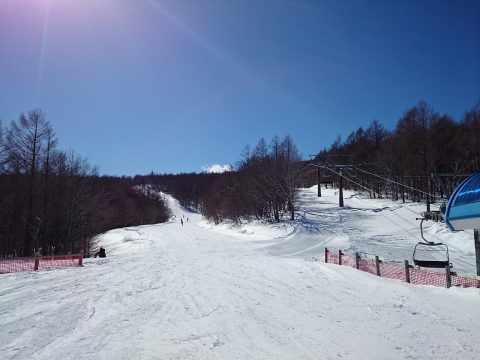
xmin=0 ymin=0 xmax=479 ymax=175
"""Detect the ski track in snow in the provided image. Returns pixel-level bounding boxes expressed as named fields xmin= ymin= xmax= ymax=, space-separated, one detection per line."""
xmin=0 ymin=187 xmax=479 ymax=360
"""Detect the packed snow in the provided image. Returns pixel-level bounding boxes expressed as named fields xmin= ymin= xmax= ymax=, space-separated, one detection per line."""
xmin=1 ymin=186 xmax=479 ymax=360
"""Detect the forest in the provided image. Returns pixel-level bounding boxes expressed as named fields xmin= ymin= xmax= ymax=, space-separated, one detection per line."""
xmin=141 ymin=99 xmax=480 ymax=223
xmin=136 ymin=135 xmax=302 ymax=224
xmin=1 ymin=100 xmax=478 ymax=257
xmin=0 ymin=110 xmax=170 ymax=258
xmin=313 ymin=100 xmax=480 ymax=204
xmin=321 ymin=100 xmax=480 ymax=174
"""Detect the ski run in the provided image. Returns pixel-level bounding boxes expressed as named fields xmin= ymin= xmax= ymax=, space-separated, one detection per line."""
xmin=1 ymin=186 xmax=479 ymax=360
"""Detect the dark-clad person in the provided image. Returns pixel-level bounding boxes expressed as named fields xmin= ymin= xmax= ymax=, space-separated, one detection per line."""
xmin=94 ymin=247 xmax=106 ymax=258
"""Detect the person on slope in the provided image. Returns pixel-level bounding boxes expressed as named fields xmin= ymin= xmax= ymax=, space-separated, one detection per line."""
xmin=94 ymin=247 xmax=106 ymax=258
xmin=181 ymin=218 xmax=184 ymax=226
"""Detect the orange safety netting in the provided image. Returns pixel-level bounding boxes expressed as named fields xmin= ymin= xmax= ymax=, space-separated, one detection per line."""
xmin=0 ymin=255 xmax=83 ymax=274
xmin=324 ymin=249 xmax=479 ymax=288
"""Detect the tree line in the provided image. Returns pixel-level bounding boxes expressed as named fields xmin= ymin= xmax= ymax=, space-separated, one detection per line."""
xmin=138 ymin=135 xmax=303 ymax=224
xmin=3 ymin=100 xmax=475 ymax=257
xmin=140 ymin=100 xmax=479 ymax=222
xmin=196 ymin=136 xmax=302 ymax=223
xmin=0 ymin=110 xmax=170 ymax=258
xmin=133 ymin=172 xmax=221 ymax=213
xmin=314 ymin=99 xmax=480 ymax=202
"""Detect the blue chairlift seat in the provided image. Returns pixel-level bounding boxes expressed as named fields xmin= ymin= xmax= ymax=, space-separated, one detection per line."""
xmin=445 ymin=172 xmax=480 ymax=231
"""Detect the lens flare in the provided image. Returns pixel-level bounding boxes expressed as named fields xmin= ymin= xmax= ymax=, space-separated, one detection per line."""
xmin=35 ymin=0 xmax=51 ymax=103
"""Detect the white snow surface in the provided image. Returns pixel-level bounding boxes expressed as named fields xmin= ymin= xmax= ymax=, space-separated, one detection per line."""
xmin=268 ymin=186 xmax=477 ymax=275
xmin=1 ymin=186 xmax=479 ymax=360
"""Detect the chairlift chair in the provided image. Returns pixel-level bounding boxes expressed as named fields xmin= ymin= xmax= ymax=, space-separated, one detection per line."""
xmin=412 ymin=218 xmax=451 ymax=268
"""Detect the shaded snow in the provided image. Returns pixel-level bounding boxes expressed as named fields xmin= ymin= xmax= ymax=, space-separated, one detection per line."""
xmin=1 ymin=187 xmax=479 ymax=360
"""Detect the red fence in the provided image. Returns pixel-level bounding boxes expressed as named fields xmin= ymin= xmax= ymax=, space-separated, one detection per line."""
xmin=324 ymin=248 xmax=479 ymax=289
xmin=0 ymin=255 xmax=83 ymax=275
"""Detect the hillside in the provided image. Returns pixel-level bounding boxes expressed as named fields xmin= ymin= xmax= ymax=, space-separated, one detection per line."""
xmin=0 ymin=187 xmax=479 ymax=360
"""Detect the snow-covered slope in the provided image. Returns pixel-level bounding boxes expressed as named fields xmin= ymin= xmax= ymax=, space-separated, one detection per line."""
xmin=265 ymin=186 xmax=476 ymax=275
xmin=1 ymin=189 xmax=479 ymax=360
xmin=199 ymin=186 xmax=476 ymax=275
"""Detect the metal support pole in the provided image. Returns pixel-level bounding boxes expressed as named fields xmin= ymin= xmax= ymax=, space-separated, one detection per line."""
xmin=317 ymin=167 xmax=321 ymax=197
xmin=375 ymin=256 xmax=381 ymax=276
xmin=324 ymin=248 xmax=329 ymax=263
xmin=445 ymin=265 xmax=451 ymax=288
xmin=404 ymin=260 xmax=410 ymax=283
xmin=475 ymin=229 xmax=480 ymax=277
xmin=355 ymin=253 xmax=360 ymax=269
xmin=426 ymin=178 xmax=431 ymax=213
xmin=430 ymin=177 xmax=435 ymax=204
xmin=339 ymin=170 xmax=344 ymax=208
xmin=338 ymin=250 xmax=343 ymax=265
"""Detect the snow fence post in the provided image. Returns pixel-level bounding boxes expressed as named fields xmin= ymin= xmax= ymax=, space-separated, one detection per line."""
xmin=34 ymin=258 xmax=39 ymax=271
xmin=355 ymin=253 xmax=360 ymax=270
xmin=339 ymin=171 xmax=344 ymax=208
xmin=375 ymin=256 xmax=381 ymax=276
xmin=338 ymin=250 xmax=343 ymax=266
xmin=324 ymin=248 xmax=329 ymax=263
xmin=445 ymin=265 xmax=451 ymax=288
xmin=317 ymin=168 xmax=322 ymax=197
xmin=474 ymin=229 xmax=480 ymax=277
xmin=404 ymin=260 xmax=410 ymax=283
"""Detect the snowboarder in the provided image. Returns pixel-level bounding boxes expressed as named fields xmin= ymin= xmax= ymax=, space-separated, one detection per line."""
xmin=94 ymin=247 xmax=106 ymax=258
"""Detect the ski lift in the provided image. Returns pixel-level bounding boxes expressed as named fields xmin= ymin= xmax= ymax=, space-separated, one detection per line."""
xmin=445 ymin=172 xmax=480 ymax=231
xmin=412 ymin=218 xmax=451 ymax=268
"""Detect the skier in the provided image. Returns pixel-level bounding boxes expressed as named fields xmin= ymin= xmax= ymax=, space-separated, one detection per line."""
xmin=181 ymin=219 xmax=183 ymax=226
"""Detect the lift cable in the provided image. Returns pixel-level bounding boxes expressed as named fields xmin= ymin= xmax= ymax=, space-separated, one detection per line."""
xmin=338 ymin=168 xmax=384 ymax=198
xmin=320 ymin=165 xmax=384 ymax=198
xmin=307 ymin=163 xmax=387 ymax=198
xmin=352 ymin=165 xmax=443 ymax=201
xmin=306 ymin=161 xmax=442 ymax=204
xmin=307 ymin=163 xmax=453 ymax=246
xmin=325 ymin=166 xmax=425 ymax=242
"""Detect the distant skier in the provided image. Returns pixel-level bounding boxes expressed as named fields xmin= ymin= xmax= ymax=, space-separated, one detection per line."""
xmin=94 ymin=247 xmax=106 ymax=258
xmin=181 ymin=219 xmax=184 ymax=226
